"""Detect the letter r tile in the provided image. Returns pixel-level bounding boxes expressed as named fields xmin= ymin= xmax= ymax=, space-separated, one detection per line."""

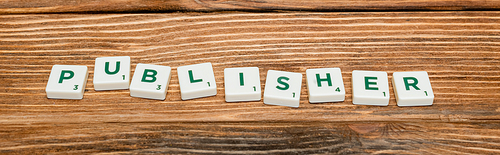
xmin=392 ymin=71 xmax=434 ymax=106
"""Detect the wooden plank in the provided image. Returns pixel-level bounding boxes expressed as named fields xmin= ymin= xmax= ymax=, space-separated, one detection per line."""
xmin=1 ymin=0 xmax=500 ymax=14
xmin=1 ymin=12 xmax=499 ymax=124
xmin=1 ymin=122 xmax=500 ymax=154
xmin=0 ymin=12 xmax=500 ymax=153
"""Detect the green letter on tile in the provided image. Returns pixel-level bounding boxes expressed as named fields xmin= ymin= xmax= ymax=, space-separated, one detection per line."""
xmin=59 ymin=70 xmax=74 ymax=83
xmin=105 ymin=61 xmax=120 ymax=75
xmin=141 ymin=69 xmax=157 ymax=83
xmin=316 ymin=73 xmax=332 ymax=87
xmin=189 ymin=70 xmax=202 ymax=83
xmin=364 ymin=76 xmax=378 ymax=90
xmin=239 ymin=72 xmax=244 ymax=86
xmin=403 ymin=77 xmax=420 ymax=90
xmin=276 ymin=76 xmax=290 ymax=90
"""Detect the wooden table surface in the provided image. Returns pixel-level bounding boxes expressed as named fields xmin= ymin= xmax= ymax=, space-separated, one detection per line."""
xmin=1 ymin=1 xmax=500 ymax=154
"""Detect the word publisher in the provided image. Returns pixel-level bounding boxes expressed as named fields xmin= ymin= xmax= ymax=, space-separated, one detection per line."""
xmin=46 ymin=56 xmax=434 ymax=107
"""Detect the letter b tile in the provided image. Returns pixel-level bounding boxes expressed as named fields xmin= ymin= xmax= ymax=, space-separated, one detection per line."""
xmin=130 ymin=63 xmax=171 ymax=100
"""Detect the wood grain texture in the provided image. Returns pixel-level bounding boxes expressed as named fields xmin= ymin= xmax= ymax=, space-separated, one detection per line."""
xmin=2 ymin=122 xmax=500 ymax=154
xmin=1 ymin=12 xmax=500 ymax=153
xmin=1 ymin=0 xmax=500 ymax=14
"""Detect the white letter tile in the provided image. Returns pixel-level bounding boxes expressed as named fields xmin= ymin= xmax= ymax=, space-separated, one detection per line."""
xmin=130 ymin=63 xmax=171 ymax=100
xmin=352 ymin=70 xmax=390 ymax=106
xmin=306 ymin=68 xmax=345 ymax=103
xmin=224 ymin=67 xmax=261 ymax=102
xmin=263 ymin=70 xmax=302 ymax=108
xmin=46 ymin=65 xmax=88 ymax=99
xmin=177 ymin=63 xmax=217 ymax=100
xmin=392 ymin=71 xmax=434 ymax=106
xmin=93 ymin=56 xmax=130 ymax=91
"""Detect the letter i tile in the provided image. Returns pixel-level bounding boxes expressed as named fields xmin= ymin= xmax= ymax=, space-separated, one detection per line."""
xmin=224 ymin=67 xmax=261 ymax=102
xmin=46 ymin=65 xmax=88 ymax=99
xmin=130 ymin=63 xmax=171 ymax=100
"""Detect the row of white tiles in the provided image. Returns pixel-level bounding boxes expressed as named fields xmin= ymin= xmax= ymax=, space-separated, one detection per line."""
xmin=46 ymin=56 xmax=434 ymax=107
